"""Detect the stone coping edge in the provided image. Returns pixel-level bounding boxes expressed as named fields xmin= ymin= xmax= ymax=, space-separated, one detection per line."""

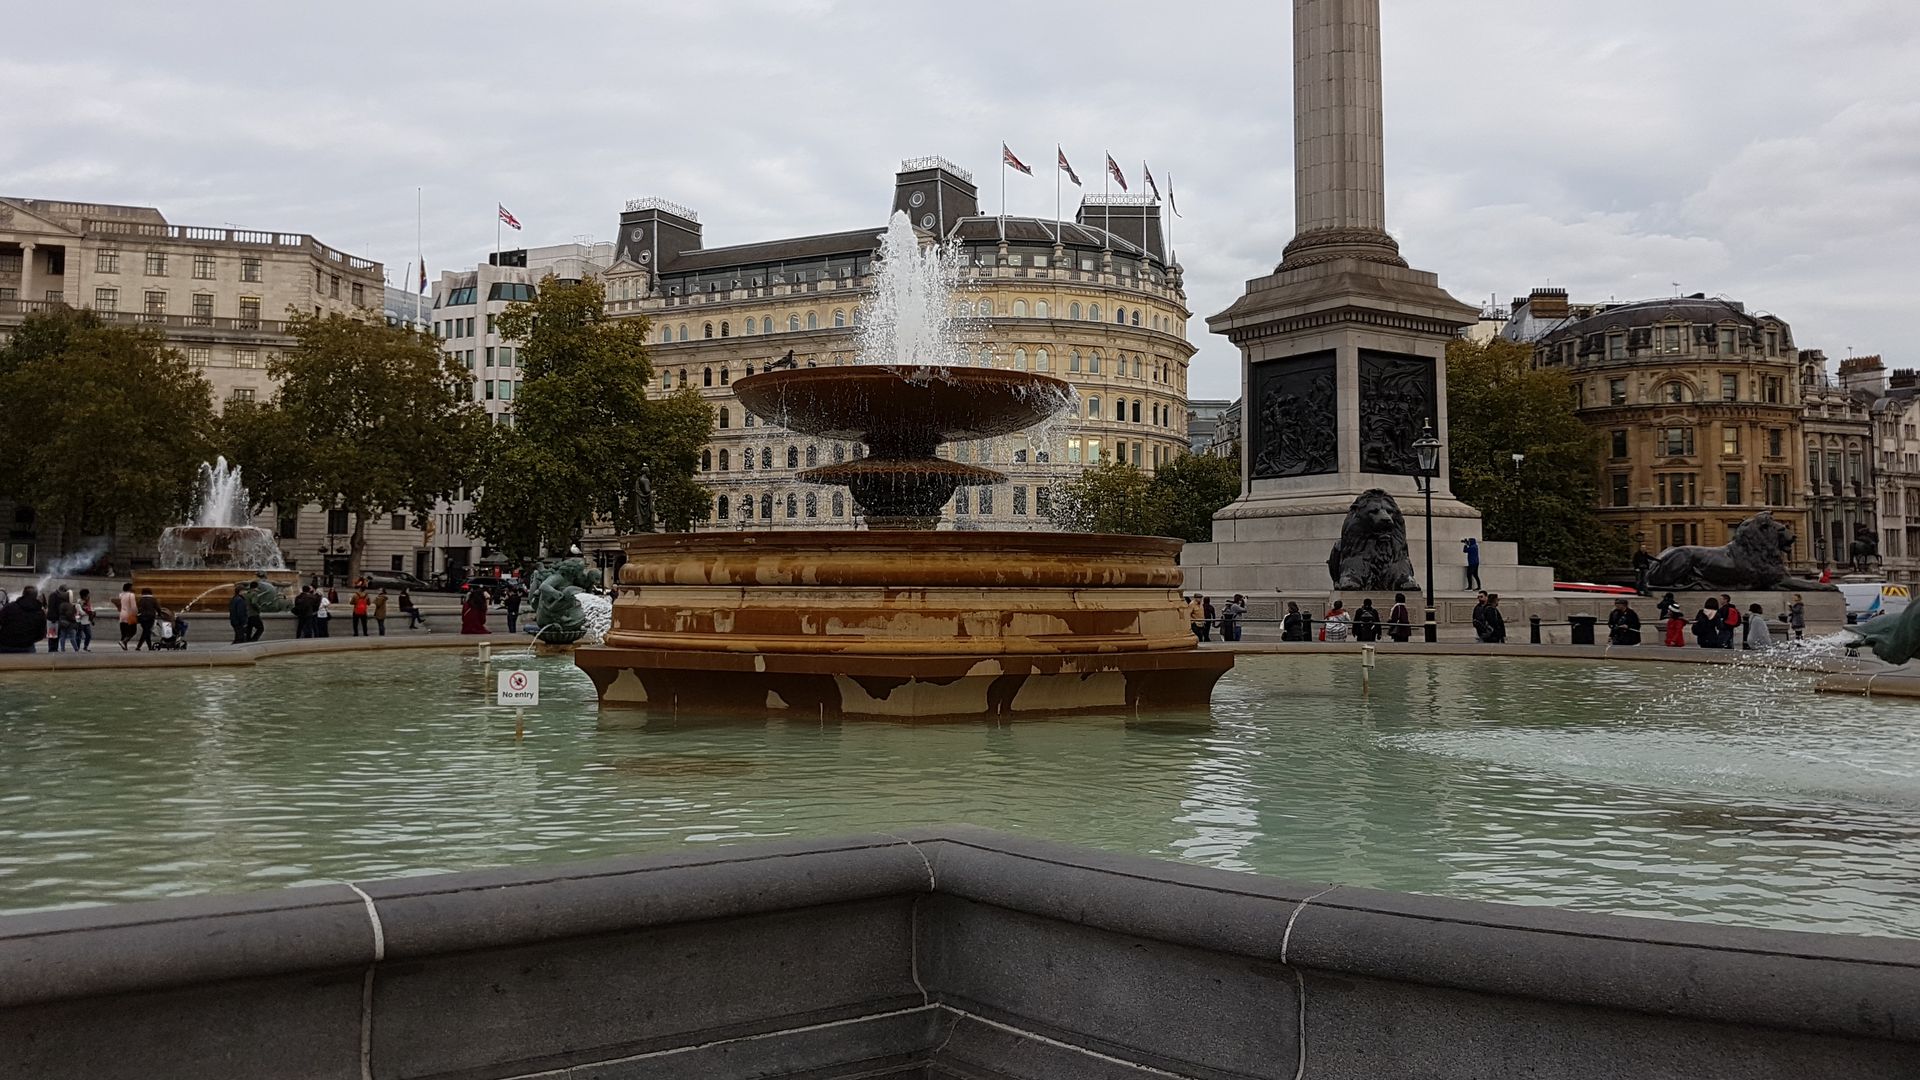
xmin=0 ymin=634 xmax=493 ymax=673
xmin=0 ymin=826 xmax=1912 ymax=1043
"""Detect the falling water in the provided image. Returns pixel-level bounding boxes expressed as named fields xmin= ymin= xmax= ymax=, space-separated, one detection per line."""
xmin=188 ymin=457 xmax=255 ymax=528
xmin=1630 ymin=631 xmax=1865 ymax=722
xmin=155 ymin=457 xmax=286 ymax=570
xmin=854 ymin=211 xmax=970 ymax=368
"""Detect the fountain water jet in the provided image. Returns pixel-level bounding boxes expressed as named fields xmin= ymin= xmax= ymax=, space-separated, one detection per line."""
xmin=135 ymin=457 xmax=296 ymax=612
xmin=575 ymin=212 xmax=1231 ymax=719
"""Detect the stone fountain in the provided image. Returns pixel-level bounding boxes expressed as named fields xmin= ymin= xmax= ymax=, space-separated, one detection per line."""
xmin=133 ymin=457 xmax=296 ymax=613
xmin=574 ymin=214 xmax=1232 ymax=720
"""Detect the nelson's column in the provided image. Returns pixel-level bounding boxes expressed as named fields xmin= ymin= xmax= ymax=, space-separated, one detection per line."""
xmin=1182 ymin=0 xmax=1552 ymax=623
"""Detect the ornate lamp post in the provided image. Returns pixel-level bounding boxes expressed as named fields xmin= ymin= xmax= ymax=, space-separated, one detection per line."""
xmin=1413 ymin=419 xmax=1443 ymax=643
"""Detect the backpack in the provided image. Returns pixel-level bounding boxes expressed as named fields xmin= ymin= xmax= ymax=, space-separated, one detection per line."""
xmin=1724 ymin=605 xmax=1740 ymax=627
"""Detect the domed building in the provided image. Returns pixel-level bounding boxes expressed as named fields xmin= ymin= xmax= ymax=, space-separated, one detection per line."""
xmin=1505 ymin=288 xmax=1808 ymax=559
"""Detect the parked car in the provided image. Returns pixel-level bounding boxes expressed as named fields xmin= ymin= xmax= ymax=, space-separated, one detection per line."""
xmin=363 ymin=570 xmax=431 ymax=592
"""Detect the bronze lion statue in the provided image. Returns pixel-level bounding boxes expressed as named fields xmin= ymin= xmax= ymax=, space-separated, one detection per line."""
xmin=1328 ymin=489 xmax=1419 ymax=591
xmin=1645 ymin=511 xmax=1834 ymax=592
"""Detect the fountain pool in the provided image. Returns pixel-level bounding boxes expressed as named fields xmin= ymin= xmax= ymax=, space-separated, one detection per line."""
xmin=2 ymin=651 xmax=1916 ymax=938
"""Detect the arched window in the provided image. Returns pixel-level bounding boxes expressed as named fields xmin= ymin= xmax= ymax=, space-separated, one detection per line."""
xmin=744 ymin=318 xmax=755 ymax=335
xmin=787 ymin=445 xmax=799 ymax=469
xmin=701 ymin=449 xmax=711 ymax=471
xmin=719 ymin=448 xmax=730 ymax=470
xmin=976 ymin=299 xmax=990 ymax=317
xmin=785 ymin=493 xmax=798 ymax=518
xmin=1089 ymin=303 xmax=1101 ymax=322
xmin=718 ymin=495 xmax=730 ymax=519
xmin=1131 ymin=310 xmax=1140 ymax=326
xmin=1070 ymin=301 xmax=1081 ymax=320
xmin=703 ymin=367 xmax=713 ymax=387
xmin=1089 ymin=351 xmax=1102 ymax=373
xmin=1015 ymin=348 xmax=1027 ymax=370
xmin=703 ymin=322 xmax=714 ymax=339
xmin=1115 ymin=306 xmax=1126 ymax=324
xmin=956 ymin=488 xmax=969 ymax=514
xmin=1131 ymin=400 xmax=1141 ymax=423
xmin=718 ymin=407 xmax=730 ymax=429
xmin=834 ymin=444 xmax=845 ymax=463
xmin=744 ymin=447 xmax=754 ymax=470
xmin=1662 ymin=381 xmax=1694 ymax=403
xmin=762 ymin=317 xmax=772 ymax=334
xmin=1013 ymin=300 xmax=1027 ymax=317
xmin=1070 ymin=350 xmax=1082 ymax=372
xmin=833 ymin=309 xmax=846 ymax=327
xmin=721 ymin=321 xmax=731 ymax=337
xmin=806 ymin=444 xmax=819 ymax=467
xmin=805 ymin=492 xmax=818 ymax=518
xmin=745 ymin=362 xmax=756 ymax=376
xmin=659 ymin=372 xmax=670 ymax=390
xmin=676 ymin=369 xmax=686 ymax=388
xmin=761 ymin=493 xmax=774 ymax=519
xmin=806 ymin=312 xmax=818 ymax=330
xmin=741 ymin=494 xmax=753 ymax=519
xmin=678 ymin=324 xmax=687 ymax=340
xmin=1036 ymin=349 xmax=1049 ymax=372
xmin=1115 ymin=399 xmax=1126 ymax=421
xmin=720 ymin=367 xmax=730 ymax=385
xmin=660 ymin=326 xmax=672 ymax=343
xmin=761 ymin=447 xmax=773 ymax=469
xmin=1089 ymin=395 xmax=1101 ymax=417
xmin=789 ymin=314 xmax=800 ymax=332
xmin=1036 ymin=300 xmax=1049 ymax=319
xmin=832 ymin=492 xmax=845 ymax=517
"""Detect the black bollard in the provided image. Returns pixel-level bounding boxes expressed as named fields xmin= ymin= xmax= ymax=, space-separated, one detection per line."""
xmin=1529 ymin=615 xmax=1542 ymax=645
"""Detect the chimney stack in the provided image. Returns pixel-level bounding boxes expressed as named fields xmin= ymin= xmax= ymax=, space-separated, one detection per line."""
xmin=1838 ymin=353 xmax=1887 ymax=395
xmin=1526 ymin=287 xmax=1570 ymax=319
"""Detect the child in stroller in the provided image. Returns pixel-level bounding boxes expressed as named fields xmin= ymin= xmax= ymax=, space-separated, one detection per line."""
xmin=150 ymin=607 xmax=190 ymax=650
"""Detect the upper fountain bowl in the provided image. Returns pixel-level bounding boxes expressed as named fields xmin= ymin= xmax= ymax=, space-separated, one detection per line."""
xmin=732 ymin=365 xmax=1072 ymax=446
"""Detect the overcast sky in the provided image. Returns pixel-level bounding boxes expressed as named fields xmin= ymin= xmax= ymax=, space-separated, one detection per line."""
xmin=7 ymin=0 xmax=1917 ymax=399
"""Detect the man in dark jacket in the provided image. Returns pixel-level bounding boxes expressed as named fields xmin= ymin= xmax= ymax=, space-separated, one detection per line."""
xmin=0 ymin=587 xmax=47 ymax=652
xmin=1478 ymin=593 xmax=1507 ymax=643
xmin=1607 ymin=598 xmax=1642 ymax=645
xmin=135 ymin=588 xmax=161 ymax=651
xmin=228 ymin=585 xmax=250 ymax=645
xmin=292 ymin=586 xmax=318 ymax=639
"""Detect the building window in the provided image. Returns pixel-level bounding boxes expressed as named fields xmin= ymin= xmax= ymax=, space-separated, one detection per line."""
xmin=1656 ymin=473 xmax=1698 ymax=506
xmin=1608 ymin=378 xmax=1626 ymax=405
xmin=763 ymin=494 xmax=775 ymax=519
xmin=806 ymin=445 xmax=819 ymax=467
xmin=742 ymin=495 xmax=755 ymax=520
xmin=1718 ymin=327 xmax=1736 ymax=354
xmin=1131 ymin=400 xmax=1141 ymax=423
xmin=721 ymin=321 xmax=731 ymax=337
xmin=1015 ymin=348 xmax=1027 ymax=370
xmin=762 ymin=317 xmax=772 ymax=334
xmin=1768 ymin=428 xmax=1784 ymax=457
xmin=677 ymin=370 xmax=686 ymax=388
xmin=1607 ymin=334 xmax=1626 ymax=360
xmin=719 ymin=367 xmax=730 ymax=385
xmin=1661 ymin=325 xmax=1682 ymax=353
xmin=145 ymin=290 xmax=166 ymax=314
xmin=1089 ymin=351 xmax=1102 ymax=374
xmin=240 ymin=257 xmax=262 ymax=283
xmin=1765 ymin=473 xmax=1788 ymax=504
xmin=94 ymin=287 xmax=118 ymax=311
xmin=700 ymin=449 xmax=711 ymax=472
xmin=805 ymin=492 xmax=819 ymax=518
xmin=978 ymin=486 xmax=994 ymax=515
xmin=193 ymin=254 xmax=216 ymax=279
xmin=96 ymin=251 xmax=119 ymax=274
xmin=192 ymin=293 xmax=213 ymax=321
xmin=238 ymin=297 xmax=259 ymax=325
xmin=1013 ymin=300 xmax=1027 ymax=318
xmin=1610 ymin=473 xmax=1630 ymax=507
xmin=1848 ymin=450 xmax=1864 ymax=487
xmin=1763 ymin=376 xmax=1783 ymax=404
xmin=704 ymin=322 xmax=714 ymax=339
xmin=1013 ymin=485 xmax=1028 ymax=515
xmin=1089 ymin=304 xmax=1101 ymax=322
xmin=229 ymin=387 xmax=255 ymax=404
xmin=1765 ymin=330 xmax=1779 ymax=356
xmin=833 ymin=492 xmax=845 ymax=517
xmin=1610 ymin=430 xmax=1628 ymax=459
xmin=955 ymin=488 xmax=970 ymax=514
xmin=186 ymin=347 xmax=211 ymax=366
xmin=1069 ymin=302 xmax=1081 ymax=320
xmin=1724 ymin=472 xmax=1743 ymax=505
xmin=789 ymin=314 xmax=800 ymax=332
xmin=1721 ymin=374 xmax=1739 ymax=401
xmin=718 ymin=407 xmax=729 ymax=429
xmin=1659 ymin=427 xmax=1695 ymax=456
xmin=1722 ymin=426 xmax=1741 ymax=456
xmin=144 ymin=252 xmax=167 ymax=276
xmin=237 ymin=348 xmax=259 ymax=368
xmin=703 ymin=367 xmax=713 ymax=387
xmin=1070 ymin=350 xmax=1082 ymax=373
xmin=1036 ymin=300 xmax=1049 ymax=319
xmin=1661 ymin=381 xmax=1693 ymax=403
xmin=717 ymin=495 xmax=730 ymax=519
xmin=786 ymin=445 xmax=799 ymax=469
xmin=1088 ymin=396 xmax=1101 ymax=418
xmin=329 ymin=275 xmax=341 ymax=299
xmin=1115 ymin=400 xmax=1125 ymax=421
xmin=762 ymin=448 xmax=773 ymax=469
xmin=833 ymin=309 xmax=846 ymax=327
xmin=805 ymin=312 xmax=817 ymax=330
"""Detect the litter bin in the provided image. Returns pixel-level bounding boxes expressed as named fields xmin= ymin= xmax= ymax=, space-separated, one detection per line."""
xmin=1568 ymin=614 xmax=1598 ymax=646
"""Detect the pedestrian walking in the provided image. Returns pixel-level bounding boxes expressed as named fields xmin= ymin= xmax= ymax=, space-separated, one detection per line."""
xmin=117 ymin=582 xmax=139 ymax=651
xmin=504 ymin=586 xmax=523 ymax=634
xmin=136 ymin=587 xmax=160 ymax=650
xmin=350 ymin=587 xmax=371 ymax=637
xmin=1221 ymin=594 xmax=1247 ymax=642
xmin=1694 ymin=597 xmax=1721 ymax=649
xmin=74 ymin=589 xmax=94 ymax=651
xmin=315 ymin=591 xmax=332 ymax=637
xmin=1282 ymin=601 xmax=1311 ymax=641
xmin=374 ymin=589 xmax=389 ymax=636
xmin=1632 ymin=545 xmax=1652 ymax=596
xmin=1387 ymin=593 xmax=1412 ymax=643
xmin=1744 ymin=604 xmax=1774 ymax=650
xmin=1321 ymin=600 xmax=1352 ymax=643
xmin=1478 ymin=594 xmax=1508 ymax=643
xmin=228 ymin=585 xmax=250 ymax=645
xmin=1470 ymin=590 xmax=1490 ymax=642
xmin=1187 ymin=594 xmax=1209 ymax=642
xmin=1607 ymin=598 xmax=1642 ymax=645
xmin=292 ymin=586 xmax=316 ymax=638
xmin=1353 ymin=598 xmax=1381 ymax=642
xmin=1462 ymin=537 xmax=1482 ymax=591
xmin=0 ymin=587 xmax=46 ymax=653
xmin=1788 ymin=594 xmax=1806 ymax=642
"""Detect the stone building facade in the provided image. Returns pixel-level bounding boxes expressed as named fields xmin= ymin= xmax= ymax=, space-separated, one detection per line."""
xmin=1506 ymin=290 xmax=1808 ymax=558
xmin=1801 ymin=351 xmax=1877 ymax=572
xmin=0 ymin=195 xmax=385 ymax=577
xmin=598 ymin=158 xmax=1196 ymax=538
xmin=1869 ymin=366 xmax=1920 ymax=586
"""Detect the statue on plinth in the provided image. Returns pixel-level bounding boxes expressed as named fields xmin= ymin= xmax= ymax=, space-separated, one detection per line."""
xmin=1328 ymin=489 xmax=1419 ymax=591
xmin=1645 ymin=512 xmax=1835 ymax=592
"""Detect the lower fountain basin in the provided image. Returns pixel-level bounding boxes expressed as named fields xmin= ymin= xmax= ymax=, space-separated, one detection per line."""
xmin=575 ymin=530 xmax=1231 ymax=719
xmin=131 ymin=569 xmax=297 ymax=613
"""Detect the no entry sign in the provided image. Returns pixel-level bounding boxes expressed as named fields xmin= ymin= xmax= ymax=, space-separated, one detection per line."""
xmin=497 ymin=669 xmax=540 ymax=707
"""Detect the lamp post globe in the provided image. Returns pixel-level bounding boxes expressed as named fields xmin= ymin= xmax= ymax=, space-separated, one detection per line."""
xmin=1412 ymin=419 xmax=1442 ymax=643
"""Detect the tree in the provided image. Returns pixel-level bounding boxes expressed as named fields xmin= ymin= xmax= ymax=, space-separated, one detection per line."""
xmin=467 ymin=276 xmax=710 ymax=559
xmin=1445 ymin=337 xmax=1628 ymax=578
xmin=1148 ymin=452 xmax=1241 ymax=542
xmin=220 ymin=310 xmax=486 ymax=581
xmin=0 ymin=307 xmax=216 ymax=560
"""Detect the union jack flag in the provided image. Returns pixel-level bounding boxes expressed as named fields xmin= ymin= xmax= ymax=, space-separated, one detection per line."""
xmin=1001 ymin=143 xmax=1032 ymax=176
xmin=1058 ymin=148 xmax=1081 ymax=186
xmin=497 ymin=204 xmax=522 ymax=230
xmin=1105 ymin=154 xmax=1127 ymax=191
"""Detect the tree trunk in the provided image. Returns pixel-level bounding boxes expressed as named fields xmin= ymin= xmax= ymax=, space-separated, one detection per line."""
xmin=348 ymin=511 xmax=367 ymax=585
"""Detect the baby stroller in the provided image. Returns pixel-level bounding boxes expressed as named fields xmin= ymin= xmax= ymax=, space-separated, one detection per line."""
xmin=151 ymin=612 xmax=190 ymax=650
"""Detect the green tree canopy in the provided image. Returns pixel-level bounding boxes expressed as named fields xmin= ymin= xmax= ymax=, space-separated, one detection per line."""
xmin=467 ymin=276 xmax=710 ymax=562
xmin=220 ymin=310 xmax=486 ymax=580
xmin=1445 ymin=336 xmax=1627 ymax=579
xmin=1044 ymin=453 xmax=1240 ymax=541
xmin=0 ymin=307 xmax=216 ymax=557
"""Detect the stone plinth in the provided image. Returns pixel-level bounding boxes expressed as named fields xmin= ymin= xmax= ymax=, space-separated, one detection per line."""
xmin=129 ymin=569 xmax=297 ymax=613
xmin=575 ymin=531 xmax=1232 ymax=719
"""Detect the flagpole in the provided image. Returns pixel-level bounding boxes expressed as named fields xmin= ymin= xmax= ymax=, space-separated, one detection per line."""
xmin=415 ymin=186 xmax=423 ymax=328
xmin=1164 ymin=173 xmax=1175 ymax=267
xmin=999 ymin=151 xmax=1006 ymax=244
xmin=1054 ymin=146 xmax=1062 ymax=244
xmin=1103 ymin=153 xmax=1111 ymax=250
